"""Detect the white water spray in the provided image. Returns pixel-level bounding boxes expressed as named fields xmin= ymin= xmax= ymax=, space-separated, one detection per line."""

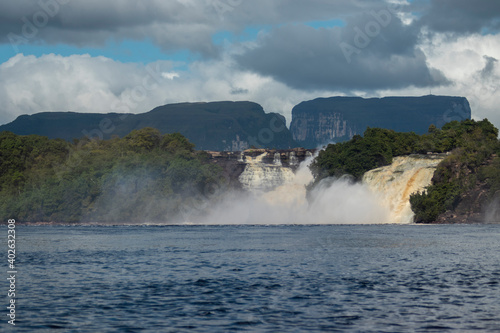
xmin=198 ymin=156 xmax=390 ymax=225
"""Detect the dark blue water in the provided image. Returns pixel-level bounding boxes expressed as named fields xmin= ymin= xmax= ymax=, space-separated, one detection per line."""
xmin=4 ymin=224 xmax=500 ymax=332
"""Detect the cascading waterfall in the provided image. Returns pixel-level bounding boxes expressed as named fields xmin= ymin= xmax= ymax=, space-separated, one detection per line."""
xmin=289 ymin=152 xmax=299 ymax=166
xmin=273 ymin=153 xmax=282 ymax=166
xmin=362 ymin=154 xmax=446 ymax=223
xmin=203 ymin=154 xmax=388 ymax=224
xmin=199 ymin=152 xmax=445 ymax=225
xmin=238 ymin=153 xmax=295 ymax=192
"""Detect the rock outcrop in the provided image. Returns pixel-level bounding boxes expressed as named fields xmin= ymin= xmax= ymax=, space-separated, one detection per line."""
xmin=290 ymin=95 xmax=472 ymax=148
xmin=207 ymin=148 xmax=315 ymax=190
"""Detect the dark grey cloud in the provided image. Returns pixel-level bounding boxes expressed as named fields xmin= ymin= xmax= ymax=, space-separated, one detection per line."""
xmin=481 ymin=56 xmax=498 ymax=79
xmin=1 ymin=0 xmax=499 ymax=58
xmin=416 ymin=0 xmax=500 ymax=34
xmin=0 ymin=1 xmax=219 ymax=56
xmin=226 ymin=0 xmax=388 ymax=25
xmin=0 ymin=0 xmax=390 ymax=57
xmin=0 ymin=0 xmax=496 ymax=96
xmin=235 ymin=11 xmax=449 ymax=91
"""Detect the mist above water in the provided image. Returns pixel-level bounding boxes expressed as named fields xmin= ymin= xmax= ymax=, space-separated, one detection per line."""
xmin=83 ymin=153 xmax=447 ymax=225
xmin=195 ymin=158 xmax=390 ymax=225
xmin=484 ymin=197 xmax=500 ymax=223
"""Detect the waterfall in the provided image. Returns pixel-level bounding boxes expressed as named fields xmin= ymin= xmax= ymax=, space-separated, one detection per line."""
xmin=239 ymin=153 xmax=295 ymax=192
xmin=289 ymin=152 xmax=299 ymax=166
xmin=204 ymin=155 xmax=390 ymax=225
xmin=362 ymin=154 xmax=445 ymax=224
xmin=199 ymin=152 xmax=444 ymax=225
xmin=273 ymin=153 xmax=282 ymax=166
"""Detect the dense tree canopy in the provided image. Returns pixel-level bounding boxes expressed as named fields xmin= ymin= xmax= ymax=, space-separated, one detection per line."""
xmin=3 ymin=119 xmax=500 ymax=224
xmin=410 ymin=120 xmax=500 ymax=223
xmin=310 ymin=119 xmax=500 ymax=223
xmin=0 ymin=128 xmax=225 ymax=223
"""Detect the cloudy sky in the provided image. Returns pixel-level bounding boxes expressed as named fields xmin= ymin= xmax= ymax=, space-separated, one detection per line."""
xmin=0 ymin=0 xmax=499 ymax=128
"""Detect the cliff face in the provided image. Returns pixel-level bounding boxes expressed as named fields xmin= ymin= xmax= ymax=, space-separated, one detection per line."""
xmin=1 ymin=96 xmax=473 ymax=151
xmin=363 ymin=154 xmax=445 ymax=223
xmin=207 ymin=148 xmax=315 ymax=190
xmin=238 ymin=153 xmax=296 ymax=192
xmin=291 ymin=112 xmax=358 ymax=147
xmin=290 ymin=95 xmax=472 ymax=148
xmin=142 ymin=102 xmax=296 ymax=151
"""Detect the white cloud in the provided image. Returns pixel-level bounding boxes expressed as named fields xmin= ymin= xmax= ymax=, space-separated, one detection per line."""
xmin=0 ymin=30 xmax=499 ymax=131
xmin=0 ymin=53 xmax=328 ymax=126
xmin=343 ymin=32 xmax=500 ymax=129
xmin=161 ymin=72 xmax=180 ymax=80
xmin=418 ymin=33 xmax=500 ymax=124
xmin=0 ymin=54 xmax=172 ymax=124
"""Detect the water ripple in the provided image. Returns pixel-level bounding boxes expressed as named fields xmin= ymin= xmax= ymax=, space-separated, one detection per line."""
xmin=8 ymin=224 xmax=500 ymax=332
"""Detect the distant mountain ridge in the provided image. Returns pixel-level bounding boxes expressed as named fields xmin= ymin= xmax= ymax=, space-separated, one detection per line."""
xmin=290 ymin=95 xmax=471 ymax=148
xmin=0 ymin=96 xmax=472 ymax=150
xmin=0 ymin=101 xmax=296 ymax=151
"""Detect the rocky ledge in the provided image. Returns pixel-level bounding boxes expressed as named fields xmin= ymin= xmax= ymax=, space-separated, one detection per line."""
xmin=206 ymin=148 xmax=316 ymax=187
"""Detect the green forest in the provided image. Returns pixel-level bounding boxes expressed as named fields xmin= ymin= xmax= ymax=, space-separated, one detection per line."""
xmin=2 ymin=119 xmax=500 ymax=224
xmin=311 ymin=119 xmax=500 ymax=223
xmin=0 ymin=128 xmax=225 ymax=223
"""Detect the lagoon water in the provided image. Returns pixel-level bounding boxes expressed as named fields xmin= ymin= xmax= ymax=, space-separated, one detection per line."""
xmin=7 ymin=224 xmax=500 ymax=332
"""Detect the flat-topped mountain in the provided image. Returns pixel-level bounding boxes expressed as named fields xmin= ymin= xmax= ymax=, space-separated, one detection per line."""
xmin=0 ymin=95 xmax=472 ymax=151
xmin=290 ymin=95 xmax=472 ymax=148
xmin=0 ymin=101 xmax=297 ymax=151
